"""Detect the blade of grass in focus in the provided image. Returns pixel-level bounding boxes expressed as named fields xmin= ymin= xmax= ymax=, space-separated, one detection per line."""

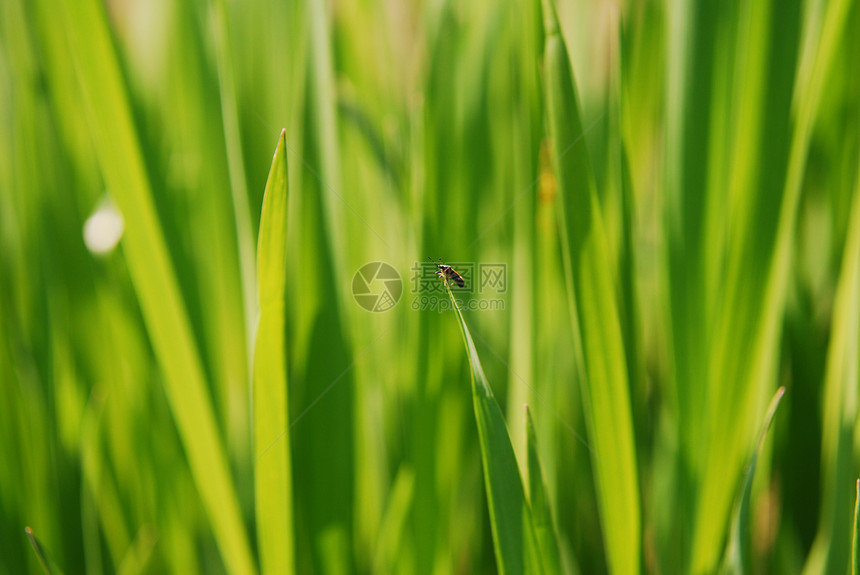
xmin=446 ymin=285 xmax=542 ymax=574
xmin=253 ymin=129 xmax=294 ymax=574
xmin=541 ymin=0 xmax=641 ymax=572
xmin=720 ymin=387 xmax=785 ymax=575
xmin=526 ymin=406 xmax=563 ymax=575
xmin=55 ymin=0 xmax=256 ymax=573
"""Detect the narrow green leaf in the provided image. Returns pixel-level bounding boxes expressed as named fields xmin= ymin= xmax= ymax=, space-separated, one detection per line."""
xmin=541 ymin=1 xmax=641 ymax=573
xmin=446 ymin=286 xmax=542 ymax=575
xmin=526 ymin=406 xmax=563 ymax=575
xmin=25 ymin=527 xmax=64 ymax=575
xmin=56 ymin=0 xmax=256 ymax=573
xmin=254 ymin=129 xmax=294 ymax=574
xmin=721 ymin=386 xmax=785 ymax=575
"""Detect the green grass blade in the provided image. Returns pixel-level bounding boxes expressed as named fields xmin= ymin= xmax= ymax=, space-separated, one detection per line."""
xmin=721 ymin=387 xmax=785 ymax=575
xmin=541 ymin=1 xmax=641 ymax=573
xmin=446 ymin=286 xmax=542 ymax=574
xmin=526 ymin=406 xmax=563 ymax=575
xmin=853 ymin=480 xmax=860 ymax=575
xmin=56 ymin=0 xmax=256 ymax=573
xmin=253 ymin=129 xmax=294 ymax=574
xmin=25 ymin=527 xmax=65 ymax=575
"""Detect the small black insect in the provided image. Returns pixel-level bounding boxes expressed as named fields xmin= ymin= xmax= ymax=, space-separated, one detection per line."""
xmin=428 ymin=257 xmax=465 ymax=288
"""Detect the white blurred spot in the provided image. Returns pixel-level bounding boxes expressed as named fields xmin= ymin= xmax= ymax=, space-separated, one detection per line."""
xmin=84 ymin=201 xmax=124 ymax=254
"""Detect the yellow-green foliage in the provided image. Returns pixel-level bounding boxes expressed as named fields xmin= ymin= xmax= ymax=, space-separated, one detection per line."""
xmin=1 ymin=0 xmax=858 ymax=573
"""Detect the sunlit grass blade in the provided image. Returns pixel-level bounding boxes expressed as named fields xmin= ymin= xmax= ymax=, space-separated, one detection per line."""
xmin=720 ymin=386 xmax=785 ymax=575
xmin=541 ymin=0 xmax=641 ymax=573
xmin=526 ymin=406 xmax=563 ymax=575
xmin=5 ymin=0 xmax=860 ymax=571
xmin=55 ymin=0 xmax=256 ymax=573
xmin=253 ymin=129 xmax=294 ymax=574
xmin=25 ymin=527 xmax=64 ymax=575
xmin=446 ymin=285 xmax=542 ymax=574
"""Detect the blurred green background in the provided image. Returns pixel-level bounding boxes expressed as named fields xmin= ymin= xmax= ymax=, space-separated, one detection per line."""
xmin=2 ymin=0 xmax=859 ymax=573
